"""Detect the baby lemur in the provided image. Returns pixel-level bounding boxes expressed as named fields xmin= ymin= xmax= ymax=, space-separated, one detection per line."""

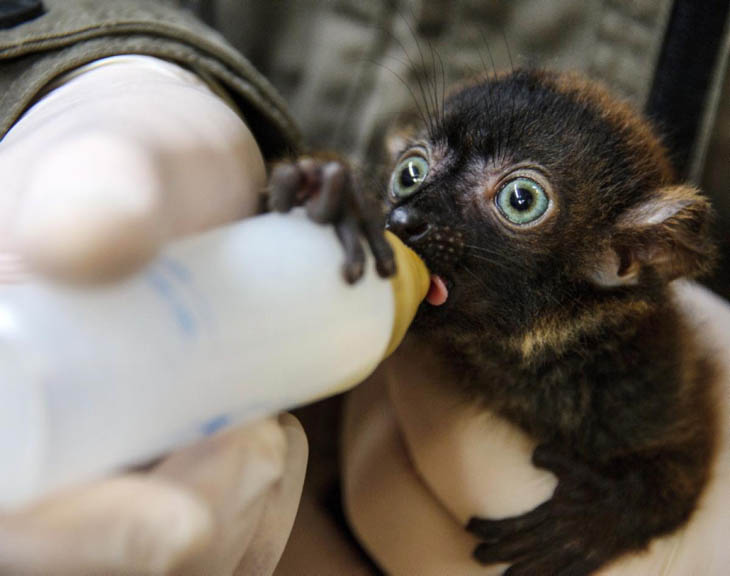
xmin=269 ymin=69 xmax=718 ymax=575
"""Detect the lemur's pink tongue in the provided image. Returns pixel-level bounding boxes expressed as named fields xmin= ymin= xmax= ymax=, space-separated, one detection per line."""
xmin=426 ymin=275 xmax=449 ymax=306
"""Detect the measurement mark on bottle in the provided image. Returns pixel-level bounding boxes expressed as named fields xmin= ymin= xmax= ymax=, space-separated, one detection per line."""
xmin=145 ymin=268 xmax=197 ymax=337
xmin=201 ymin=414 xmax=231 ymax=436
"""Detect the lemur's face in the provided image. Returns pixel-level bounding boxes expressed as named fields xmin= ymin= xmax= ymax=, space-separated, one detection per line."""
xmin=384 ymin=70 xmax=710 ymax=350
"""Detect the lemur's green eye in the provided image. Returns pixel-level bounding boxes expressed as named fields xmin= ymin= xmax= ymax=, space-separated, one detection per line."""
xmin=391 ymin=155 xmax=429 ymax=199
xmin=496 ymin=178 xmax=549 ymax=225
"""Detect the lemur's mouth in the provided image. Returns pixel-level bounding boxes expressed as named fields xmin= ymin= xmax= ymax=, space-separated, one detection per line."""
xmin=384 ymin=216 xmax=452 ymax=306
xmin=427 ymin=274 xmax=449 ymax=306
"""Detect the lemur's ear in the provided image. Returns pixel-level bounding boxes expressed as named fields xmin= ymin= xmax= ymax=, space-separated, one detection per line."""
xmin=590 ymin=186 xmax=715 ymax=287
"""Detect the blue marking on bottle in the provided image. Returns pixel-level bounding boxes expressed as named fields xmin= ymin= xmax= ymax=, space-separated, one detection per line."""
xmin=201 ymin=414 xmax=231 ymax=436
xmin=146 ymin=268 xmax=197 ymax=337
xmin=161 ymin=258 xmax=192 ymax=283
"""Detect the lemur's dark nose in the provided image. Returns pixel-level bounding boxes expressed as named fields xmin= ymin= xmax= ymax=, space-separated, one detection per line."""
xmin=386 ymin=206 xmax=430 ymax=242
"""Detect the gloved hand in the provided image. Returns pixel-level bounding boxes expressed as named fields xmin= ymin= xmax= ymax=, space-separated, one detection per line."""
xmin=341 ymin=281 xmax=730 ymax=576
xmin=0 ymin=56 xmax=307 ymax=576
xmin=0 ymin=54 xmax=265 ymax=282
xmin=0 ymin=415 xmax=307 ymax=576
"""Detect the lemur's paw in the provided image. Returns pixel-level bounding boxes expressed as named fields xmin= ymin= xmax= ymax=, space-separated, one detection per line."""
xmin=268 ymin=158 xmax=395 ymax=283
xmin=467 ymin=444 xmax=625 ymax=576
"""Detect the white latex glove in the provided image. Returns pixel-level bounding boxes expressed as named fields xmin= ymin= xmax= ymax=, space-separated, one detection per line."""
xmin=0 ymin=414 xmax=307 ymax=576
xmin=0 ymin=55 xmax=265 ymax=281
xmin=342 ymin=281 xmax=730 ymax=576
xmin=0 ymin=56 xmax=307 ymax=576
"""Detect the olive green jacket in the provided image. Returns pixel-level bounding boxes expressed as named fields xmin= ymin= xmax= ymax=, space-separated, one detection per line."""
xmin=0 ymin=0 xmax=300 ymax=158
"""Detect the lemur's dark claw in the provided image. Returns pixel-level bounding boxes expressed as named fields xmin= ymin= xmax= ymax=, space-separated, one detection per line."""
xmin=305 ymin=161 xmax=345 ymax=224
xmin=336 ymin=214 xmax=366 ymax=284
xmin=267 ymin=163 xmax=300 ymax=213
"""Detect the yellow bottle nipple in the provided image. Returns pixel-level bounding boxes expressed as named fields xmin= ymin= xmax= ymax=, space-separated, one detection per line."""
xmin=385 ymin=231 xmax=430 ymax=357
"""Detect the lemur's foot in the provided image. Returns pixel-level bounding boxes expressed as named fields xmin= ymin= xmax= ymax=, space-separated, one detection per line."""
xmin=268 ymin=157 xmax=395 ymax=283
xmin=467 ymin=443 xmax=627 ymax=576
